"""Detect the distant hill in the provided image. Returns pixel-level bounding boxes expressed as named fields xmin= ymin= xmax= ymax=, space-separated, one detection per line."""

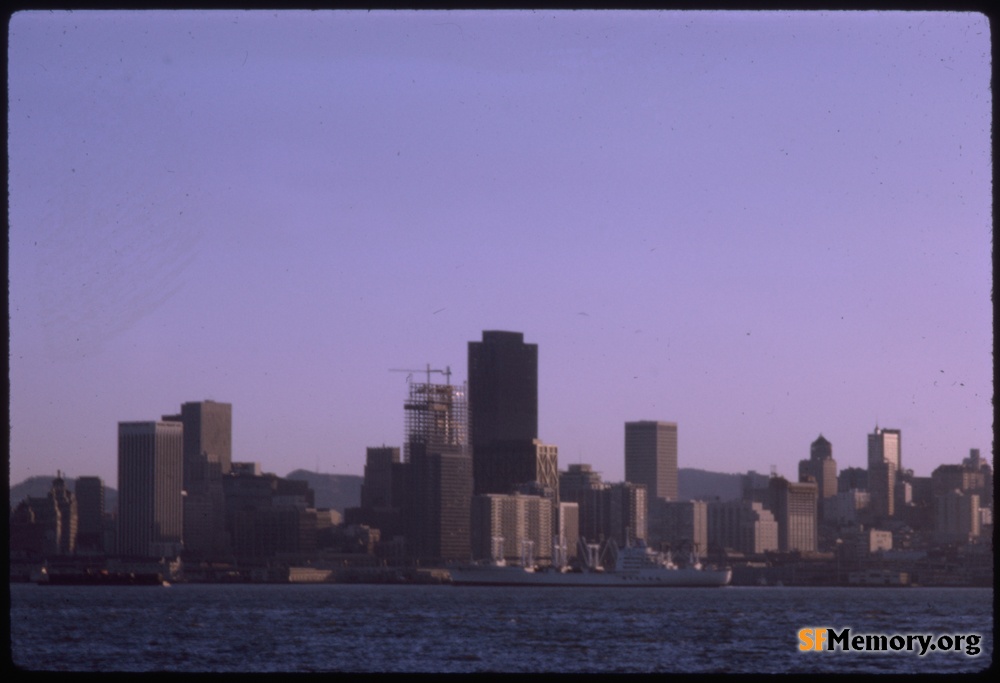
xmin=678 ymin=468 xmax=743 ymax=502
xmin=9 ymin=475 xmax=119 ymax=512
xmin=285 ymin=470 xmax=363 ymax=512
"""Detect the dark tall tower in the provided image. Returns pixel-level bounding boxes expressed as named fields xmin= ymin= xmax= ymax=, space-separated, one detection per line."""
xmin=117 ymin=421 xmax=184 ymax=558
xmin=406 ymin=442 xmax=473 ymax=562
xmin=360 ymin=447 xmax=401 ymax=509
xmin=468 ymin=331 xmax=540 ymax=496
xmin=74 ymin=476 xmax=105 ymax=554
xmin=468 ymin=331 xmax=538 ymax=450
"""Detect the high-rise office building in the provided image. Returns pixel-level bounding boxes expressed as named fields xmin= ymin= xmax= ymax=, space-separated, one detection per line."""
xmin=162 ymin=400 xmax=232 ymax=560
xmin=407 ymin=443 xmax=473 ymax=562
xmin=799 ymin=434 xmax=838 ymax=500
xmin=345 ymin=446 xmax=407 ymax=540
xmin=162 ymin=400 xmax=232 ymax=487
xmin=625 ymin=421 xmax=678 ymax=503
xmin=468 ymin=330 xmax=538 ymax=451
xmin=556 ymin=501 xmax=580 ymax=561
xmin=74 ymin=476 xmax=105 ymax=554
xmin=559 ymin=464 xmax=604 ymax=505
xmin=934 ymin=489 xmax=981 ymax=544
xmin=869 ymin=427 xmax=901 ymax=470
xmin=402 ymin=377 xmax=473 ymax=562
xmin=868 ymin=427 xmax=901 ymax=520
xmin=798 ymin=434 xmax=838 ymax=523
xmin=470 ymin=492 xmax=553 ymax=564
xmin=117 ymin=421 xmax=184 ymax=558
xmin=654 ymin=500 xmax=708 ymax=556
xmin=768 ymin=476 xmax=818 ymax=552
xmin=822 ymin=489 xmax=871 ymax=525
xmin=838 ymin=466 xmax=868 ymax=493
xmin=605 ymin=482 xmax=647 ymax=548
xmin=707 ymin=500 xmax=779 ymax=555
xmin=474 ymin=439 xmax=559 ymax=500
xmin=223 ymin=465 xmax=317 ymax=562
xmin=360 ymin=446 xmax=401 ymax=509
xmin=468 ymin=331 xmax=561 ymax=540
xmin=403 ymin=382 xmax=468 ymax=460
xmin=559 ymin=464 xmax=605 ymax=548
xmin=932 ymin=449 xmax=993 ymax=507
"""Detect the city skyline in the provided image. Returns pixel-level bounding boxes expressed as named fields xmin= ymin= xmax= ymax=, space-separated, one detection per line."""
xmin=8 ymin=11 xmax=992 ymax=487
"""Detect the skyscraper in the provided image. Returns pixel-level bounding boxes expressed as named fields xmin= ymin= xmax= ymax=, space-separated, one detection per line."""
xmin=768 ymin=476 xmax=818 ymax=552
xmin=653 ymin=500 xmax=707 ymax=555
xmin=403 ymin=382 xmax=468 ymax=461
xmin=707 ymin=500 xmax=779 ymax=555
xmin=799 ymin=434 xmax=838 ymax=507
xmin=605 ymin=482 xmax=648 ymax=548
xmin=868 ymin=427 xmax=901 ymax=520
xmin=470 ymin=492 xmax=553 ymax=564
xmin=407 ymin=442 xmax=473 ymax=562
xmin=162 ymin=400 xmax=232 ymax=487
xmin=474 ymin=439 xmax=559 ymax=500
xmin=222 ymin=466 xmax=318 ymax=563
xmin=344 ymin=446 xmax=407 ymax=540
xmin=162 ymin=400 xmax=232 ymax=560
xmin=117 ymin=421 xmax=184 ymax=558
xmin=74 ymin=476 xmax=105 ymax=554
xmin=468 ymin=330 xmax=538 ymax=448
xmin=559 ymin=463 xmax=604 ymax=505
xmin=868 ymin=427 xmax=901 ymax=471
xmin=360 ymin=446 xmax=401 ymax=509
xmin=403 ymin=377 xmax=473 ymax=562
xmin=468 ymin=331 xmax=543 ymax=495
xmin=624 ymin=421 xmax=678 ymax=503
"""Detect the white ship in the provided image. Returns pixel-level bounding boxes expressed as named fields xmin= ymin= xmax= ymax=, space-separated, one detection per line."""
xmin=449 ymin=538 xmax=731 ymax=588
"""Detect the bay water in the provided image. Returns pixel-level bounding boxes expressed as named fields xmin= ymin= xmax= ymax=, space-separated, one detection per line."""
xmin=9 ymin=583 xmax=992 ymax=673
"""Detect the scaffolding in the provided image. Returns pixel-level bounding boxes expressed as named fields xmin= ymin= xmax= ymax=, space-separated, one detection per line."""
xmin=403 ymin=380 xmax=468 ymax=462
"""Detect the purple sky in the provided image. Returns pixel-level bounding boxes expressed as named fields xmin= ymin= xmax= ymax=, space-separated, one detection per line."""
xmin=8 ymin=11 xmax=992 ymax=489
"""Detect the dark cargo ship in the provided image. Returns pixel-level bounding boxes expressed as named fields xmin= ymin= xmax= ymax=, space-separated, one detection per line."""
xmin=38 ymin=569 xmax=167 ymax=586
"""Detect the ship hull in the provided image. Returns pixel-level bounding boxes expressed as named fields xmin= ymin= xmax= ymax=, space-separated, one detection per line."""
xmin=40 ymin=572 xmax=167 ymax=586
xmin=449 ymin=566 xmax=731 ymax=588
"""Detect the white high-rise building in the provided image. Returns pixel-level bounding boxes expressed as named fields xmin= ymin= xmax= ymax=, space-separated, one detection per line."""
xmin=117 ymin=421 xmax=184 ymax=558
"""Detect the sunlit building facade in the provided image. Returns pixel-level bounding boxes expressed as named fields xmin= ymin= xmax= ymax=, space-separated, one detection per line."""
xmin=117 ymin=421 xmax=184 ymax=558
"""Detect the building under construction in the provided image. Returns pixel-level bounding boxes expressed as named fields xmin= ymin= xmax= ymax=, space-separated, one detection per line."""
xmin=400 ymin=372 xmax=473 ymax=562
xmin=403 ymin=379 xmax=468 ymax=460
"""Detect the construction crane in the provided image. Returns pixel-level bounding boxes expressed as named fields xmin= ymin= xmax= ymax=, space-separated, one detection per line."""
xmin=389 ymin=364 xmax=452 ymax=386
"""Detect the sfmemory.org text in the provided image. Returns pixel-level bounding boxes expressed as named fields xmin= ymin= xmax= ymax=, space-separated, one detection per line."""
xmin=798 ymin=628 xmax=981 ymax=656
